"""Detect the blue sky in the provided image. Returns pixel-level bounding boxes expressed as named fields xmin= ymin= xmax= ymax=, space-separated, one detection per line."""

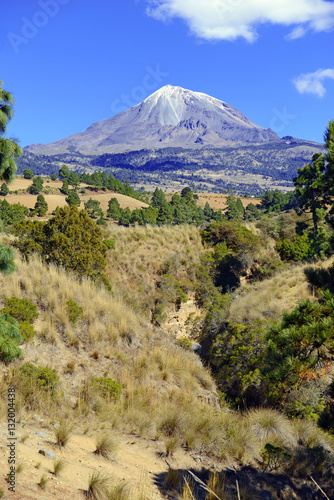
xmin=1 ymin=0 xmax=334 ymax=147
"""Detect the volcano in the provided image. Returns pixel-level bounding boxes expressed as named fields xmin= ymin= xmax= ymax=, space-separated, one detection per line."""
xmin=25 ymin=85 xmax=280 ymax=155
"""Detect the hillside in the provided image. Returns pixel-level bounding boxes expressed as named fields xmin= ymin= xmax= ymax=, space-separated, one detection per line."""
xmin=0 ymin=177 xmax=148 ymax=213
xmin=1 ymin=218 xmax=334 ymax=499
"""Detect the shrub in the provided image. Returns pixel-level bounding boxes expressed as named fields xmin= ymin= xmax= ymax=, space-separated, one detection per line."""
xmin=158 ymin=274 xmax=187 ymax=307
xmin=152 ymin=302 xmax=167 ymax=326
xmin=2 ymin=297 xmax=39 ymax=324
xmin=13 ymin=206 xmax=107 ymax=279
xmin=176 ymin=337 xmax=192 ymax=350
xmin=18 ymin=363 xmax=58 ymax=392
xmin=66 ymin=299 xmax=83 ymax=326
xmin=18 ymin=321 xmax=37 ymax=342
xmin=262 ymin=291 xmax=334 ymax=407
xmin=1 ymin=298 xmax=38 ymax=342
xmin=0 ymin=199 xmax=28 ymax=227
xmin=51 ymin=173 xmax=57 ymax=181
xmin=276 ymin=233 xmax=311 ymax=262
xmin=23 ymin=169 xmax=34 ymax=179
xmin=0 ymin=183 xmax=9 ymax=196
xmin=104 ymin=238 xmax=115 ymax=250
xmin=91 ymin=377 xmax=122 ymax=401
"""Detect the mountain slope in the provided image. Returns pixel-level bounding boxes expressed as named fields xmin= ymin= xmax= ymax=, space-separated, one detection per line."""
xmin=25 ymin=85 xmax=279 ymax=154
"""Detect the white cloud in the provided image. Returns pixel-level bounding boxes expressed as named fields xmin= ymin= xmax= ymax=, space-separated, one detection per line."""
xmin=285 ymin=26 xmax=307 ymax=40
xmin=145 ymin=0 xmax=334 ymax=42
xmin=293 ymin=69 xmax=334 ymax=97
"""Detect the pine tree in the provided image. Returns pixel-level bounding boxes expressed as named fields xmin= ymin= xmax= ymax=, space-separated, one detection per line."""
xmin=293 ymin=152 xmax=329 ymax=236
xmin=65 ymin=190 xmax=80 ymax=207
xmin=0 ymin=80 xmax=22 ymax=182
xmin=84 ymin=198 xmax=103 ymax=219
xmin=23 ymin=169 xmax=34 ymax=179
xmin=34 ymin=194 xmax=48 ymax=215
xmin=0 ymin=183 xmax=9 ymax=196
xmin=107 ymin=198 xmax=121 ymax=220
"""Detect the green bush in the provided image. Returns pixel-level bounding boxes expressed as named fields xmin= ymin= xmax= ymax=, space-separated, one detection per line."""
xmin=1 ymin=298 xmax=38 ymax=342
xmin=2 ymin=297 xmax=39 ymax=324
xmin=276 ymin=233 xmax=311 ymax=262
xmin=13 ymin=206 xmax=107 ymax=279
xmin=175 ymin=337 xmax=192 ymax=350
xmin=91 ymin=377 xmax=122 ymax=400
xmin=19 ymin=321 xmax=37 ymax=342
xmin=0 ymin=199 xmax=28 ymax=227
xmin=0 ymin=183 xmax=9 ymax=196
xmin=23 ymin=169 xmax=34 ymax=179
xmin=104 ymin=238 xmax=115 ymax=250
xmin=18 ymin=363 xmax=58 ymax=392
xmin=66 ymin=300 xmax=83 ymax=326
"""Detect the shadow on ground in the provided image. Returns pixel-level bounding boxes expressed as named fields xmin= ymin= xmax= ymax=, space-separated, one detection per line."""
xmin=153 ymin=464 xmax=330 ymax=499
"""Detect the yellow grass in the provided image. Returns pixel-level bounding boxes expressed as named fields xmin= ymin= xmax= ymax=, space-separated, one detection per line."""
xmin=80 ymin=192 xmax=148 ymax=211
xmin=196 ymin=193 xmax=261 ymax=211
xmin=0 ymin=176 xmax=148 ymax=211
xmin=105 ymin=224 xmax=205 ymax=313
xmin=227 ymin=259 xmax=333 ymax=325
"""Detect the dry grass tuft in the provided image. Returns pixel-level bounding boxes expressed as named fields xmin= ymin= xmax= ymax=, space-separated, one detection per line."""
xmin=54 ymin=419 xmax=72 ymax=447
xmin=108 ymin=482 xmax=130 ymax=500
xmin=292 ymin=419 xmax=334 ymax=451
xmin=86 ymin=471 xmax=110 ymax=499
xmin=206 ymin=471 xmax=227 ymax=500
xmin=164 ymin=436 xmax=180 ymax=457
xmin=94 ymin=434 xmax=118 ymax=460
xmin=159 ymin=410 xmax=184 ymax=437
xmin=38 ymin=474 xmax=49 ymax=490
xmin=53 ymin=458 xmax=67 ymax=476
xmin=248 ymin=408 xmax=296 ymax=447
xmin=165 ymin=468 xmax=181 ymax=490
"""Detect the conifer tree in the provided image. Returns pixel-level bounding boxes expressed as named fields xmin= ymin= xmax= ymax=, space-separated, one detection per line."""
xmin=0 ymin=80 xmax=22 ymax=182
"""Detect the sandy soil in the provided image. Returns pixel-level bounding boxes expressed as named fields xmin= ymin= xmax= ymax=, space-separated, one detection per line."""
xmin=0 ymin=418 xmax=213 ymax=499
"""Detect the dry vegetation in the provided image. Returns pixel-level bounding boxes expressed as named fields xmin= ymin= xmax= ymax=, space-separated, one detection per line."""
xmin=229 ymin=256 xmax=334 ymax=325
xmin=0 ymin=176 xmax=148 ymax=211
xmin=0 ymin=222 xmax=334 ymax=498
xmin=104 ymin=224 xmax=204 ymax=312
xmin=196 ymin=193 xmax=261 ymax=211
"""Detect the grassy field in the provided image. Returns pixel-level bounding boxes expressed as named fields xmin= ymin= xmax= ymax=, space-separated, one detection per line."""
xmin=197 ymin=192 xmax=261 ymax=210
xmin=0 ymin=177 xmax=148 ymax=212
